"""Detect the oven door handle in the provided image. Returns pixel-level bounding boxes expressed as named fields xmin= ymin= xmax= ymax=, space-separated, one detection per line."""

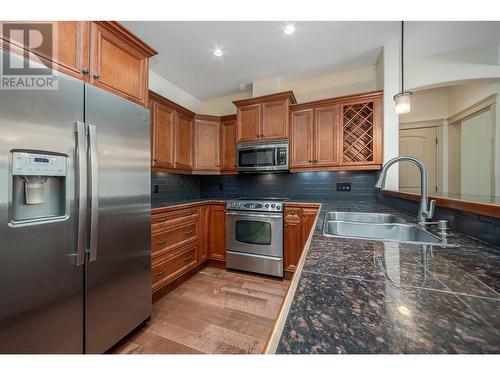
xmin=226 ymin=211 xmax=283 ymax=219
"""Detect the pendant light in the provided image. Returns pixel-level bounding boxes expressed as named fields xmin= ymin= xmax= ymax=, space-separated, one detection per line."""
xmin=394 ymin=21 xmax=412 ymax=114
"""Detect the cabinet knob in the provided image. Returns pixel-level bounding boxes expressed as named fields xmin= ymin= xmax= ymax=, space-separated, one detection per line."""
xmin=82 ymin=67 xmax=89 ymax=75
xmin=93 ymin=72 xmax=100 ymax=80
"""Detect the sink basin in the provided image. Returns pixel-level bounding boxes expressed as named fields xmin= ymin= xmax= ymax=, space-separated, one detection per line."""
xmin=322 ymin=211 xmax=455 ymax=246
xmin=324 ymin=221 xmax=440 ymax=243
xmin=324 ymin=211 xmax=406 ymax=224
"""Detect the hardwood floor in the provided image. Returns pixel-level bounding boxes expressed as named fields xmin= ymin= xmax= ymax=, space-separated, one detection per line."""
xmin=114 ymin=267 xmax=290 ymax=354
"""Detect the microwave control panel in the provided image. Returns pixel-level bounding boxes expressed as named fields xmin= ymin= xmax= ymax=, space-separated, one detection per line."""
xmin=277 ymin=147 xmax=287 ymax=165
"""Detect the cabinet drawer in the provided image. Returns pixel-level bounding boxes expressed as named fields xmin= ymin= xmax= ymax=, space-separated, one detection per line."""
xmin=151 ymin=208 xmax=199 ymax=232
xmin=152 ymin=244 xmax=197 ymax=291
xmin=152 ymin=221 xmax=198 ymax=257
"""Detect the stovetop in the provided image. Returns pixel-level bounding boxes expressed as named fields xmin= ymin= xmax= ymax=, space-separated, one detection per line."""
xmin=226 ymin=197 xmax=289 ymax=212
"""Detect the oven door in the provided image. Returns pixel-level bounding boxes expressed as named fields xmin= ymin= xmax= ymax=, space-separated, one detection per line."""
xmin=226 ymin=211 xmax=283 ymax=257
xmin=237 ymin=146 xmax=277 ymax=172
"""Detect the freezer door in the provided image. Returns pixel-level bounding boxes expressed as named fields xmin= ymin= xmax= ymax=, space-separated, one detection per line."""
xmin=84 ymin=84 xmax=151 ymax=353
xmin=0 ymin=51 xmax=85 ymax=353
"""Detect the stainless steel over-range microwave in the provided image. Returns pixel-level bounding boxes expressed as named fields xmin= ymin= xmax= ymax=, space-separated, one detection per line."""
xmin=236 ymin=140 xmax=289 ymax=172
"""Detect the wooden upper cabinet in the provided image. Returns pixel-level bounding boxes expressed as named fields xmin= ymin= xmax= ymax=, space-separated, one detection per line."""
xmin=150 ymin=93 xmax=176 ymax=168
xmin=262 ymin=100 xmax=289 ymax=139
xmin=220 ymin=115 xmax=237 ymax=173
xmin=90 ymin=22 xmax=156 ymax=107
xmin=0 ymin=21 xmax=157 ymax=106
xmin=234 ymin=91 xmax=296 ymax=143
xmin=0 ymin=21 xmax=90 ymax=81
xmin=176 ymin=112 xmax=194 ymax=170
xmin=340 ymin=96 xmax=383 ymax=166
xmin=236 ymin=104 xmax=261 ymax=142
xmin=289 ymin=91 xmax=383 ymax=172
xmin=314 ymin=105 xmax=340 ymax=166
xmin=290 ymin=109 xmax=314 ymax=168
xmin=193 ymin=116 xmax=220 ymax=172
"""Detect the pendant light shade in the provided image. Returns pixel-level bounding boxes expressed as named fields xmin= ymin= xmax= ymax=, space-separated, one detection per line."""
xmin=394 ymin=21 xmax=412 ymax=115
xmin=394 ymin=92 xmax=412 ymax=114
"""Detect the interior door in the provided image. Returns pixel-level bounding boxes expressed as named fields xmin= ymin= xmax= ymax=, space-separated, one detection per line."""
xmin=85 ymin=84 xmax=151 ymax=353
xmin=0 ymin=50 xmax=84 ymax=353
xmin=399 ymin=126 xmax=438 ymax=194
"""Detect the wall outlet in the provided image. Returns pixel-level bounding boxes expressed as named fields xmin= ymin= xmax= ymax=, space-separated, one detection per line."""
xmin=153 ymin=184 xmax=159 ymax=194
xmin=337 ymin=182 xmax=351 ymax=192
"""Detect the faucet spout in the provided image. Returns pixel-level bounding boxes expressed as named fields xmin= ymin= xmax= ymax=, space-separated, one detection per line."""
xmin=375 ymin=156 xmax=435 ymax=223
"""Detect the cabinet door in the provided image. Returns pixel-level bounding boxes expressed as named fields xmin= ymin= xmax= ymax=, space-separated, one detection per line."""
xmin=175 ymin=113 xmax=193 ymax=170
xmin=194 ymin=119 xmax=220 ymax=171
xmin=151 ymin=101 xmax=175 ymax=168
xmin=0 ymin=21 xmax=90 ymax=81
xmin=290 ymin=109 xmax=314 ymax=168
xmin=314 ymin=105 xmax=340 ymax=166
xmin=90 ymin=22 xmax=148 ymax=106
xmin=301 ymin=208 xmax=318 ymax=245
xmin=208 ymin=205 xmax=226 ymax=261
xmin=221 ymin=120 xmax=237 ymax=172
xmin=198 ymin=206 xmax=209 ymax=264
xmin=236 ymin=104 xmax=261 ymax=143
xmin=262 ymin=100 xmax=288 ymax=140
xmin=284 ymin=207 xmax=302 ymax=273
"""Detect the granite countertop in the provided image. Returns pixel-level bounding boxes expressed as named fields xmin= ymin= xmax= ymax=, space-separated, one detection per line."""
xmin=275 ymin=200 xmax=500 ymax=354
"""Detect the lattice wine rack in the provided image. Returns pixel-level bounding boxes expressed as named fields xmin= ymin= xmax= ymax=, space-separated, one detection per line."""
xmin=342 ymin=101 xmax=374 ymax=163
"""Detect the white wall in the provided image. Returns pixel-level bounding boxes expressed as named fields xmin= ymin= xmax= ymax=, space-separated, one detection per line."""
xmin=199 ymin=91 xmax=252 ymax=116
xmin=461 ymin=109 xmax=494 ymax=196
xmin=149 ymin=71 xmax=201 ymax=113
xmin=280 ymin=66 xmax=378 ymax=103
xmin=197 ymin=65 xmax=379 ymax=116
xmin=382 ymin=39 xmax=401 ymax=190
xmin=399 ymin=88 xmax=449 ymax=123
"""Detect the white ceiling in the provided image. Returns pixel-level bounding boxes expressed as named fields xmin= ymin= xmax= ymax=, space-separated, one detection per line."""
xmin=122 ymin=21 xmax=500 ymax=100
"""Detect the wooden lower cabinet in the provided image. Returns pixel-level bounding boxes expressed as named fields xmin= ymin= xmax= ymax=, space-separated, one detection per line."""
xmin=151 ymin=201 xmax=226 ymax=295
xmin=208 ymin=204 xmax=226 ymax=261
xmin=284 ymin=203 xmax=320 ymax=276
xmin=198 ymin=206 xmax=210 ymax=263
xmin=151 ymin=201 xmax=317 ymax=293
xmin=152 ymin=242 xmax=198 ymax=292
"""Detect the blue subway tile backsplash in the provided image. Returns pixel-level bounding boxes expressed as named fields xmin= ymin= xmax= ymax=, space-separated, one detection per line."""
xmin=199 ymin=171 xmax=377 ymax=200
xmin=151 ymin=170 xmax=377 ymax=207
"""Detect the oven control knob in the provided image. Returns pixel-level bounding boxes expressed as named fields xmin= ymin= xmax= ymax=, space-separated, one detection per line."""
xmin=276 ymin=205 xmax=281 ymax=210
xmin=265 ymin=204 xmax=269 ymax=208
xmin=271 ymin=204 xmax=275 ymax=208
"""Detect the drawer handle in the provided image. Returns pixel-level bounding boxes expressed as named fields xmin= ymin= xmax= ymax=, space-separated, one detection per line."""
xmin=156 ymin=239 xmax=167 ymax=246
xmin=155 ymin=271 xmax=166 ymax=277
xmin=157 ymin=218 xmax=166 ymax=223
xmin=184 ymin=255 xmax=194 ymax=262
xmin=184 ymin=230 xmax=193 ymax=235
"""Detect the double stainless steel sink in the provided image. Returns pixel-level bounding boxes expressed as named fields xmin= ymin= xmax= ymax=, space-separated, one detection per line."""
xmin=323 ymin=212 xmax=455 ymax=247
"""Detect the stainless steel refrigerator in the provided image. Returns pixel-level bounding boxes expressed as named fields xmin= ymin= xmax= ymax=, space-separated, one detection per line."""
xmin=0 ymin=50 xmax=151 ymax=353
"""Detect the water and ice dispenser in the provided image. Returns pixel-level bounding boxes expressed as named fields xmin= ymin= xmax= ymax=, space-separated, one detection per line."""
xmin=11 ymin=151 xmax=68 ymax=223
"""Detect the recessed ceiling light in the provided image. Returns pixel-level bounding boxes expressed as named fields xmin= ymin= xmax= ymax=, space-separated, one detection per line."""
xmin=213 ymin=48 xmax=224 ymax=57
xmin=283 ymin=24 xmax=295 ymax=35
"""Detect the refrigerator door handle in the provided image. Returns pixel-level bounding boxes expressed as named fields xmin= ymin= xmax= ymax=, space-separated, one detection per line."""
xmin=75 ymin=121 xmax=87 ymax=266
xmin=88 ymin=124 xmax=99 ymax=263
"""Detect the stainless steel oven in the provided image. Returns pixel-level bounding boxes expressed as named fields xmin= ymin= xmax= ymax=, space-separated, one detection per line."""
xmin=237 ymin=140 xmax=288 ymax=172
xmin=225 ymin=198 xmax=287 ymax=277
